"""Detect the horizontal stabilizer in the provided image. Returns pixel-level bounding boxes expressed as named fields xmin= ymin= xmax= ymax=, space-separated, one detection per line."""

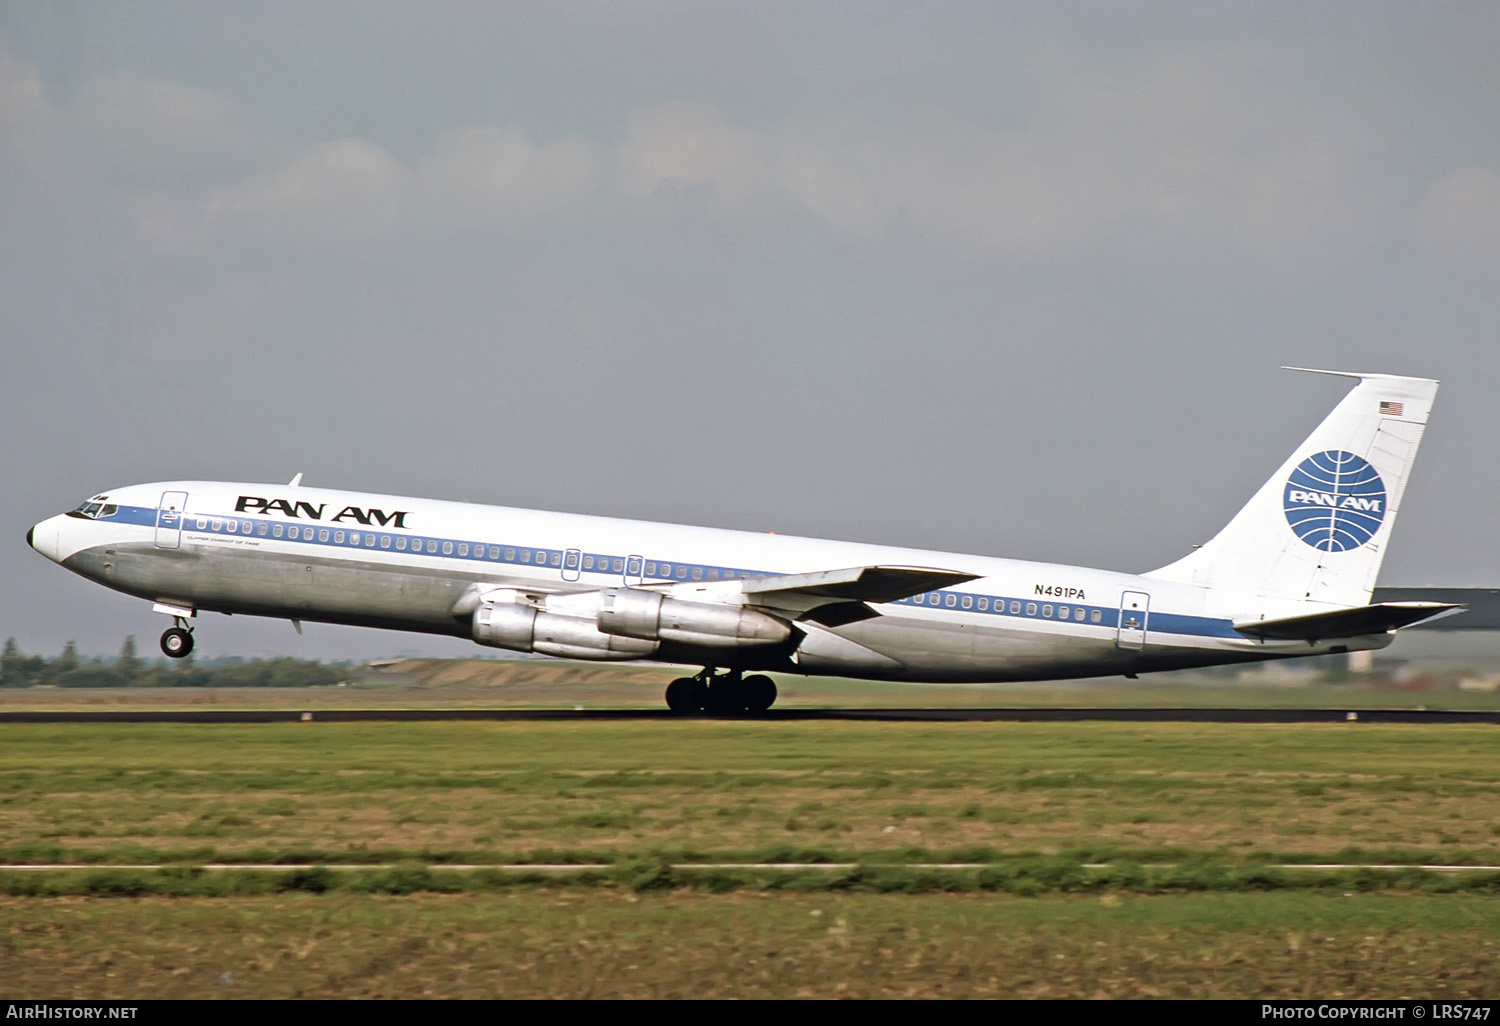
xmin=743 ymin=565 xmax=978 ymax=604
xmin=1234 ymin=601 xmax=1463 ymax=641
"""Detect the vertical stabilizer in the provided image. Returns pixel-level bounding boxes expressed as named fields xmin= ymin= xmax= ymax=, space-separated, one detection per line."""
xmin=1146 ymin=369 xmax=1438 ymax=607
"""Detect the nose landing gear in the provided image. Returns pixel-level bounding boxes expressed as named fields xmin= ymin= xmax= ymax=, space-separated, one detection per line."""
xmin=664 ymin=669 xmax=778 ymax=715
xmin=160 ymin=619 xmax=195 ymax=658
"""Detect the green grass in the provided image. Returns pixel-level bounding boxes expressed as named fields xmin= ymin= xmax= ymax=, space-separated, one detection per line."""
xmin=1 ymin=721 xmax=1497 ymax=869
xmin=2 ymin=717 xmax=1498 ymax=996
xmin=1 ymin=891 xmax=1495 ymax=998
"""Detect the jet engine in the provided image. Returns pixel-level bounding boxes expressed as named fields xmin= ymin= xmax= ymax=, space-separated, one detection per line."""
xmin=596 ymin=588 xmax=791 ymax=648
xmin=472 ymin=597 xmax=658 ymax=660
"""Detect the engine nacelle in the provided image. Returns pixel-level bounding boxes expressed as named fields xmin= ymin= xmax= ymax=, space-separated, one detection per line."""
xmin=473 ymin=599 xmax=658 ymax=661
xmin=596 ymin=588 xmax=791 ymax=648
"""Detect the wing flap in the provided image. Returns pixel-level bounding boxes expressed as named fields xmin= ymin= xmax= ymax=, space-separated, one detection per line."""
xmin=1234 ymin=601 xmax=1463 ymax=641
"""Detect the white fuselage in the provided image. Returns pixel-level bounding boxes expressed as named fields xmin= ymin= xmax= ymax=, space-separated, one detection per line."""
xmin=28 ymin=480 xmax=1381 ymax=682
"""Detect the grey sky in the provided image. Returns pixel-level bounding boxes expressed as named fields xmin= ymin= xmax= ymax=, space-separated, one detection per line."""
xmin=4 ymin=2 xmax=1500 ymax=660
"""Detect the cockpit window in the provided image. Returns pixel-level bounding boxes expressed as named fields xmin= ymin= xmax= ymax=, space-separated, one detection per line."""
xmin=68 ymin=496 xmax=118 ymax=520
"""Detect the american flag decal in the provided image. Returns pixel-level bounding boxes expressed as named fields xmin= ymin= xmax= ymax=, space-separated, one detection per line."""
xmin=1379 ymin=400 xmax=1403 ymax=416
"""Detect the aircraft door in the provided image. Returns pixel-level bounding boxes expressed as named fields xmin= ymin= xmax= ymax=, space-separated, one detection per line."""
xmin=1117 ymin=591 xmax=1150 ymax=651
xmin=155 ymin=491 xmax=189 ymax=550
xmin=562 ymin=548 xmax=582 ymax=582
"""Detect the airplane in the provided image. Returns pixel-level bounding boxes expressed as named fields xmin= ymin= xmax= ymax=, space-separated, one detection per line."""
xmin=27 ymin=368 xmax=1456 ymax=713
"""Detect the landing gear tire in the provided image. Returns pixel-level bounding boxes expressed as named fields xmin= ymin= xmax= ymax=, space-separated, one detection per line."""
xmin=702 ymin=677 xmax=745 ymax=716
xmin=665 ymin=670 xmax=772 ymax=716
xmin=665 ymin=677 xmax=702 ymax=714
xmin=743 ymin=674 xmax=777 ymax=713
xmin=160 ymin=627 xmax=194 ymax=659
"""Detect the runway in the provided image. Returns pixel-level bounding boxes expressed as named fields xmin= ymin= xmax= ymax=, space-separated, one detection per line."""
xmin=1 ymin=707 xmax=1497 ymax=723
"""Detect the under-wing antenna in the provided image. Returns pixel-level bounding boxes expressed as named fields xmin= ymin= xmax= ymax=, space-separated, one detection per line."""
xmin=288 ymin=472 xmax=303 ymax=487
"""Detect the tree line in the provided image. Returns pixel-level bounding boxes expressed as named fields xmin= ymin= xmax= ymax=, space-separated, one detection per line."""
xmin=0 ymin=637 xmax=351 ymax=688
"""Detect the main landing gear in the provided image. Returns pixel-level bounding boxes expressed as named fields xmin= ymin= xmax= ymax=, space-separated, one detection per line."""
xmin=160 ymin=619 xmax=195 ymax=659
xmin=664 ymin=669 xmax=777 ymax=716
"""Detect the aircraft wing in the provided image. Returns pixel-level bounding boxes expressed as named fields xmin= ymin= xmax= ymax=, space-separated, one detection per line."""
xmin=737 ymin=565 xmax=979 ymax=626
xmin=742 ymin=565 xmax=979 ymax=604
xmin=1233 ymin=601 xmax=1463 ymax=641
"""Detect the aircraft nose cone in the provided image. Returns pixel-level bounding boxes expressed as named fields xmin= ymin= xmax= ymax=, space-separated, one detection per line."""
xmin=28 ymin=518 xmax=62 ymax=563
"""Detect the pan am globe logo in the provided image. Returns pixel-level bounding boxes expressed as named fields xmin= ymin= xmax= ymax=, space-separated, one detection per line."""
xmin=1283 ymin=450 xmax=1387 ymax=552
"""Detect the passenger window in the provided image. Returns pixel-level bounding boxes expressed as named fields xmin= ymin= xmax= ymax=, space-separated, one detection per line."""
xmin=257 ymin=524 xmax=268 ymax=536
xmin=1043 ymin=605 xmax=1053 ymax=617
xmin=458 ymin=543 xmax=468 ymax=556
xmin=489 ymin=547 xmax=499 ymax=559
xmin=926 ymin=594 xmax=938 ymax=606
xmin=335 ymin=531 xmax=345 ymax=544
xmin=288 ymin=526 xmax=299 ymax=539
xmin=583 ymin=556 xmax=594 ymax=569
xmin=366 ymin=535 xmax=376 ymax=546
xmin=1026 ymin=603 xmax=1037 ymax=615
xmin=505 ymin=548 xmax=515 ymax=561
xmin=961 ymin=596 xmax=973 ymax=609
xmin=535 ymin=550 xmax=545 ymax=563
xmin=440 ymin=542 xmax=451 ymax=554
xmin=945 ymin=595 xmax=956 ymax=608
xmin=1058 ymin=606 xmax=1069 ymax=619
xmin=1076 ymin=608 xmax=1086 ymax=621
xmin=692 ymin=567 xmax=703 ymax=580
xmin=707 ymin=568 xmax=718 ymax=580
xmin=615 ymin=559 xmax=626 ymax=573
xmin=1091 ymin=610 xmax=1101 ymax=623
xmin=197 ymin=518 xmax=207 ymax=530
xmin=646 ymin=562 xmax=657 ymax=575
xmin=660 ymin=564 xmax=672 ymax=577
xmin=319 ymin=529 xmax=329 ymax=542
xmin=676 ymin=566 xmax=687 ymax=579
xmin=521 ymin=550 xmax=531 ymax=562
xmin=396 ymin=537 xmax=407 ymax=550
xmin=273 ymin=525 xmax=283 ymax=538
xmin=380 ymin=536 xmax=391 ymax=549
xmin=977 ymin=598 xmax=988 ymax=611
xmin=1010 ymin=601 xmax=1021 ymax=614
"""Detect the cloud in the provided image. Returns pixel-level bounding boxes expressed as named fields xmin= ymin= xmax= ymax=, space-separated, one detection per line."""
xmin=206 ymin=128 xmax=598 ymax=246
xmin=208 ymin=139 xmax=411 ymax=243
xmin=614 ymin=49 xmax=1391 ymax=272
xmin=1 ymin=41 xmax=1396 ymax=275
xmin=0 ymin=43 xmax=51 ymax=128
xmin=414 ymin=126 xmax=595 ymax=226
xmin=617 ymin=102 xmax=773 ymax=207
xmin=1411 ymin=166 xmax=1500 ymax=276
